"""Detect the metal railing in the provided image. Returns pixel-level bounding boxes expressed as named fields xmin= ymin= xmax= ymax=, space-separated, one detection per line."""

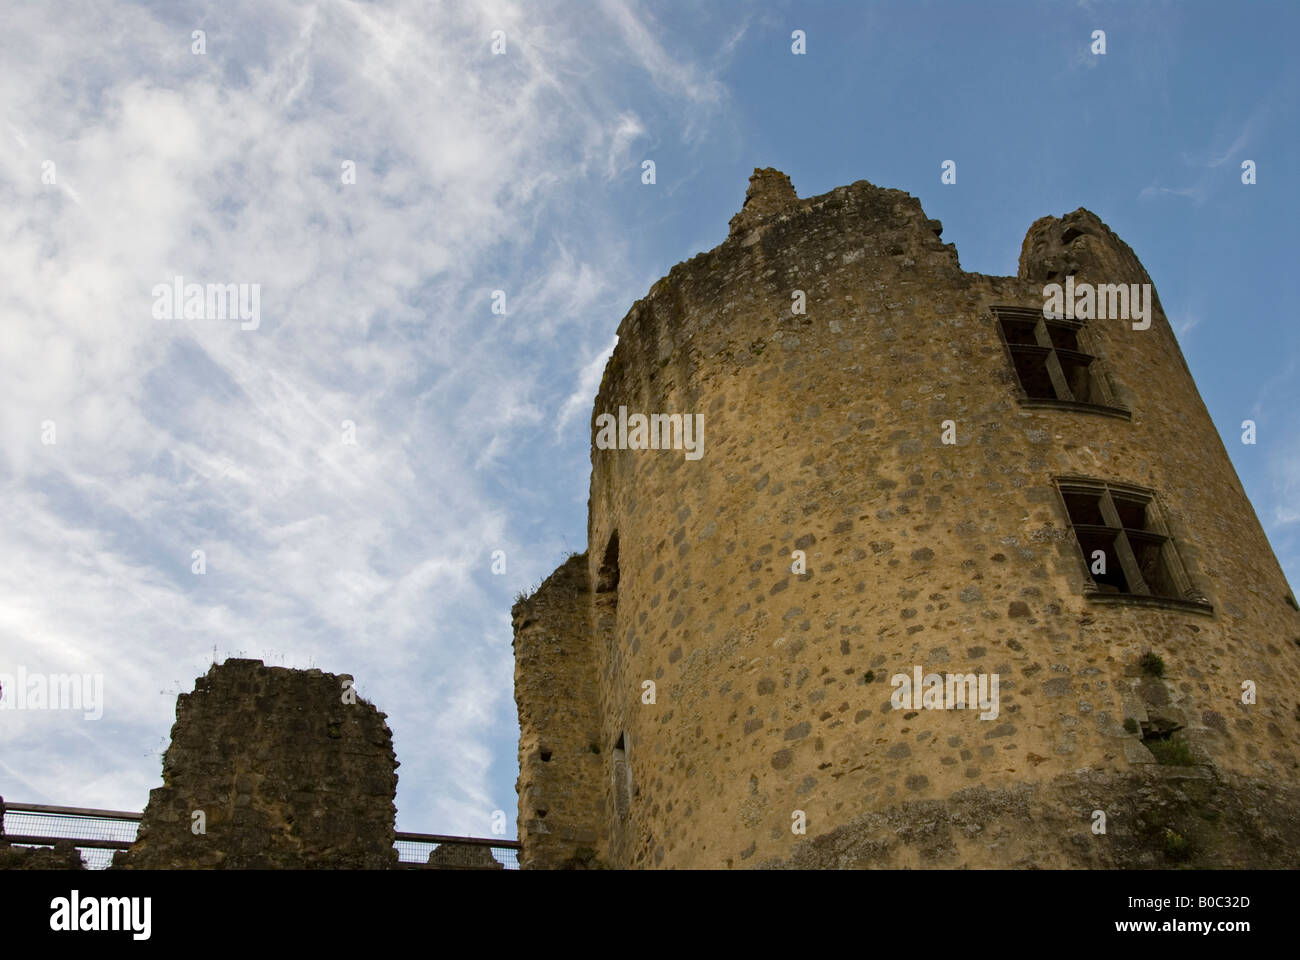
xmin=395 ymin=832 xmax=520 ymax=870
xmin=2 ymin=803 xmax=140 ymax=870
xmin=2 ymin=802 xmax=519 ymax=870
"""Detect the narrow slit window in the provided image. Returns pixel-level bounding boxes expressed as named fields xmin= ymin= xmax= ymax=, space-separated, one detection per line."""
xmin=612 ymin=733 xmax=631 ymax=820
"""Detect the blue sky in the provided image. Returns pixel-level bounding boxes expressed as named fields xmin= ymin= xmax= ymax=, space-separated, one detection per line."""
xmin=1 ymin=0 xmax=1295 ymax=840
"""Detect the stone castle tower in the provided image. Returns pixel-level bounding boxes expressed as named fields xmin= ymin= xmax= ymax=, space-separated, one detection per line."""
xmin=512 ymin=168 xmax=1300 ymax=869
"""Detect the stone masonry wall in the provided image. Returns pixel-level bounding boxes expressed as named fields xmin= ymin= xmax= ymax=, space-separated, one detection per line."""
xmin=512 ymin=554 xmax=606 ymax=868
xmin=114 ymin=659 xmax=398 ymax=869
xmin=514 ymin=168 xmax=1300 ymax=868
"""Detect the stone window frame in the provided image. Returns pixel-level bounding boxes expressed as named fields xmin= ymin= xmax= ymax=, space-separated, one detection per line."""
xmin=991 ymin=305 xmax=1131 ymax=420
xmin=1053 ymin=475 xmax=1213 ymax=614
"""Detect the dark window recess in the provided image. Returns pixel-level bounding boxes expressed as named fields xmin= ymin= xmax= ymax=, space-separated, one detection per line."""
xmin=992 ymin=306 xmax=1127 ymax=414
xmin=1074 ymin=526 xmax=1127 ymax=593
xmin=1058 ymin=351 xmax=1107 ymax=405
xmin=1129 ymin=531 xmax=1179 ymax=599
xmin=612 ymin=733 xmax=631 ymax=820
xmin=596 ymin=532 xmax=620 ymax=593
xmin=1047 ymin=323 xmax=1081 ymax=351
xmin=1062 ymin=491 xmax=1106 ymax=526
xmin=1001 ymin=318 xmax=1039 ymax=346
xmin=1009 ymin=345 xmax=1055 ymax=399
xmin=1056 ymin=479 xmax=1209 ymax=610
xmin=1112 ymin=494 xmax=1151 ymax=530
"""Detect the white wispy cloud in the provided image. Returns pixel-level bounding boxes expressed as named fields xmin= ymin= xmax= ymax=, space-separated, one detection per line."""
xmin=1143 ymin=105 xmax=1271 ymax=205
xmin=606 ymin=112 xmax=648 ymax=181
xmin=1243 ymin=358 xmax=1300 ymax=588
xmin=556 ymin=336 xmax=619 ymax=436
xmin=1138 ymin=184 xmax=1206 ymax=203
xmin=1172 ymin=312 xmax=1201 ymax=338
xmin=0 ymin=0 xmax=734 ymax=838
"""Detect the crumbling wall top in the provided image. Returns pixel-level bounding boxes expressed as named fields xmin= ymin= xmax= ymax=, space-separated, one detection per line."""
xmin=728 ymin=167 xmax=800 ymax=238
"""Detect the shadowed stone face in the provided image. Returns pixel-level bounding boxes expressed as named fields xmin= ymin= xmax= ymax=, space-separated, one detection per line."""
xmin=114 ymin=659 xmax=398 ymax=870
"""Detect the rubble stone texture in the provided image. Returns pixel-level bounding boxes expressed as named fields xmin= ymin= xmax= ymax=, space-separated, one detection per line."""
xmin=513 ymin=554 xmax=605 ymax=868
xmin=513 ymin=167 xmax=1300 ymax=868
xmin=114 ymin=659 xmax=398 ymax=869
xmin=424 ymin=843 xmax=505 ymax=869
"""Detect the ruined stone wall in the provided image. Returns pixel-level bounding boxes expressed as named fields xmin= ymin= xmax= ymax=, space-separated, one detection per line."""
xmin=514 ymin=168 xmax=1300 ymax=868
xmin=114 ymin=659 xmax=398 ymax=869
xmin=512 ymin=554 xmax=606 ymax=868
xmin=424 ymin=843 xmax=505 ymax=869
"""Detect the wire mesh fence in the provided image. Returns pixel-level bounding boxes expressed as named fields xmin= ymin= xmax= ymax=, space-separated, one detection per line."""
xmin=2 ymin=803 xmax=519 ymax=870
xmin=2 ymin=805 xmax=140 ymax=870
xmin=395 ymin=836 xmax=519 ymax=870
